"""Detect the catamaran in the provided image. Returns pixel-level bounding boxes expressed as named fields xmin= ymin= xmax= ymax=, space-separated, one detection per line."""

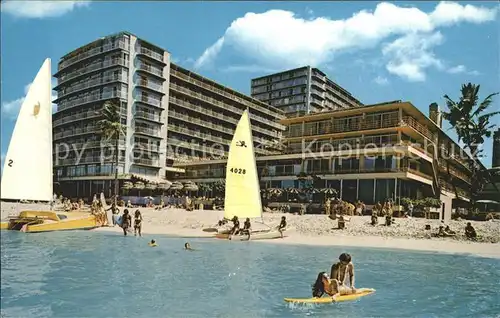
xmin=212 ymin=109 xmax=283 ymax=241
xmin=0 ymin=58 xmax=98 ymax=233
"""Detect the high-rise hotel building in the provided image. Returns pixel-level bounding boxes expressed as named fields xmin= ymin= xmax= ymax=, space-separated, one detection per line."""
xmin=251 ymin=66 xmax=363 ymax=117
xmin=52 ymin=31 xmax=285 ymax=198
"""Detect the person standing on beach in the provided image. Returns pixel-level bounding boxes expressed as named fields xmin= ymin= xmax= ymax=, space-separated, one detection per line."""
xmin=107 ymin=202 xmax=119 ymax=226
xmin=330 ymin=253 xmax=355 ymax=295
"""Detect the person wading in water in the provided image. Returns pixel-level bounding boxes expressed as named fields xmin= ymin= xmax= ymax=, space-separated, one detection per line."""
xmin=121 ymin=209 xmax=132 ymax=236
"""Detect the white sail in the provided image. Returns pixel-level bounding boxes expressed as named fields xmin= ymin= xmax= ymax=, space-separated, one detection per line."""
xmin=224 ymin=109 xmax=262 ymax=220
xmin=1 ymin=58 xmax=53 ymax=202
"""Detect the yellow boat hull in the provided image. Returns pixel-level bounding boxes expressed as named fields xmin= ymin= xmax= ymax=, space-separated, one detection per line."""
xmin=284 ymin=289 xmax=375 ymax=303
xmin=1 ymin=210 xmax=99 ymax=233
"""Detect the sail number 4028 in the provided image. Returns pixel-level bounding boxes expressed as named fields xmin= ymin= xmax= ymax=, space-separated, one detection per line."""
xmin=230 ymin=168 xmax=246 ymax=174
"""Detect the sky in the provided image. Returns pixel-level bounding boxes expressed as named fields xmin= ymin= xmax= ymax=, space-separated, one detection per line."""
xmin=1 ymin=1 xmax=499 ymax=168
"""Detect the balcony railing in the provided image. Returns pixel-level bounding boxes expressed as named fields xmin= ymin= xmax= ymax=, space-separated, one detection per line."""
xmin=57 ymin=58 xmax=128 ymax=86
xmin=53 ymin=110 xmax=100 ymax=127
xmin=55 ymin=140 xmax=126 ymax=151
xmin=58 ymin=90 xmax=128 ymax=112
xmin=137 ymin=64 xmax=164 ymax=77
xmin=132 ymin=158 xmax=160 ymax=167
xmin=401 ymin=116 xmax=435 ymax=141
xmin=169 ymin=84 xmax=280 ymax=137
xmin=134 ymin=111 xmax=162 ymax=123
xmin=134 ymin=142 xmax=160 ymax=152
xmin=136 ymin=94 xmax=162 ymax=108
xmin=438 ymin=159 xmax=471 ymax=183
xmin=58 ymin=41 xmax=127 ymax=71
xmin=168 ymin=138 xmax=226 ymax=156
xmin=54 ymin=126 xmax=100 ymax=140
xmin=136 ymin=79 xmax=163 ymax=92
xmin=135 ymin=126 xmax=161 ymax=137
xmin=55 ymin=156 xmax=125 ymax=166
xmin=170 ymin=68 xmax=283 ymax=119
xmin=138 ymin=47 xmax=164 ymax=63
xmin=57 ymin=74 xmax=128 ymax=98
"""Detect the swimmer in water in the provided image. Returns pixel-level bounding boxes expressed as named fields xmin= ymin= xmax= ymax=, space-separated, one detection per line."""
xmin=184 ymin=242 xmax=193 ymax=250
xmin=149 ymin=239 xmax=157 ymax=246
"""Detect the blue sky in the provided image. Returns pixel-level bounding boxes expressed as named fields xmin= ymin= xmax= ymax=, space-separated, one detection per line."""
xmin=1 ymin=1 xmax=499 ymax=167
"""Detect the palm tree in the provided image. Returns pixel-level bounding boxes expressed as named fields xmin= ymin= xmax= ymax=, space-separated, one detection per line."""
xmin=440 ymin=83 xmax=500 ymax=207
xmin=98 ymin=99 xmax=125 ymax=205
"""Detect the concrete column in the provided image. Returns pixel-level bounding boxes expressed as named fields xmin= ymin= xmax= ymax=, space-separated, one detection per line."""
xmin=440 ymin=194 xmax=452 ymax=223
xmin=124 ymin=35 xmax=137 ymax=174
xmin=356 ymin=179 xmax=359 ymax=200
xmin=340 ymin=179 xmax=343 ymax=199
xmin=159 ymin=51 xmax=171 ymax=179
xmin=373 ymin=179 xmax=376 ymax=203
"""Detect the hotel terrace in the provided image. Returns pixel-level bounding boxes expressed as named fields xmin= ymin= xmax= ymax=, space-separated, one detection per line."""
xmin=52 ymin=31 xmax=285 ymax=198
xmin=174 ymin=100 xmax=474 ymax=220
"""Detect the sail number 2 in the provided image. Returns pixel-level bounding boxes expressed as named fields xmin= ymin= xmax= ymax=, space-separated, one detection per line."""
xmin=229 ymin=168 xmax=246 ymax=174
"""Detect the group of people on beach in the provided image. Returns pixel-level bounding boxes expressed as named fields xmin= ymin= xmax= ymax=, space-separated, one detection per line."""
xmin=222 ymin=215 xmax=288 ymax=239
xmin=106 ymin=201 xmax=144 ymax=237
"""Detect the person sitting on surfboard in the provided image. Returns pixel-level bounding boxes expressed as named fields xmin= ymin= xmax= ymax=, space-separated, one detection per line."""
xmin=330 ymin=253 xmax=356 ymax=296
xmin=312 ymin=272 xmax=334 ymax=298
xmin=277 ymin=216 xmax=287 ymax=238
xmin=149 ymin=239 xmax=157 ymax=247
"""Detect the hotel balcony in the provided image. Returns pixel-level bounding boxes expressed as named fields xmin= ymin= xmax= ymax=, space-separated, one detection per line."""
xmin=438 ymin=159 xmax=471 ymax=183
xmin=132 ymin=157 xmax=161 ymax=167
xmin=134 ymin=142 xmax=161 ymax=153
xmin=135 ymin=94 xmax=163 ymax=110
xmin=54 ymin=140 xmax=126 ymax=152
xmin=168 ymin=124 xmax=276 ymax=155
xmin=55 ymin=156 xmax=125 ymax=167
xmin=170 ymin=68 xmax=283 ymax=120
xmin=54 ymin=125 xmax=100 ymax=140
xmin=57 ymin=90 xmax=128 ymax=112
xmin=134 ymin=110 xmax=163 ymax=124
xmin=136 ymin=64 xmax=164 ymax=79
xmin=56 ymin=58 xmax=129 ymax=87
xmin=136 ymin=80 xmax=164 ymax=95
xmin=137 ymin=46 xmax=166 ymax=65
xmin=134 ymin=126 xmax=162 ymax=138
xmin=169 ymin=84 xmax=280 ymax=137
xmin=53 ymin=110 xmax=100 ymax=127
xmin=54 ymin=74 xmax=128 ymax=99
xmin=57 ymin=41 xmax=128 ymax=72
xmin=168 ymin=138 xmax=226 ymax=157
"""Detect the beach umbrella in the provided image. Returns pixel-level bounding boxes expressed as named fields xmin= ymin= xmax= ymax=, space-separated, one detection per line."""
xmin=157 ymin=182 xmax=171 ymax=191
xmin=122 ymin=181 xmax=133 ymax=190
xmin=267 ymin=188 xmax=283 ymax=195
xmin=134 ymin=181 xmax=145 ymax=190
xmin=169 ymin=181 xmax=184 ymax=191
xmin=321 ymin=188 xmax=337 ymax=195
xmin=306 ymin=188 xmax=319 ymax=194
xmin=286 ymin=187 xmax=300 ymax=194
xmin=145 ymin=183 xmax=157 ymax=190
xmin=184 ymin=182 xmax=199 ymax=192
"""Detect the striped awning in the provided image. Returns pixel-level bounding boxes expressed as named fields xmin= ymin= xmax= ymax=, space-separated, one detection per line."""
xmin=131 ymin=174 xmax=172 ymax=186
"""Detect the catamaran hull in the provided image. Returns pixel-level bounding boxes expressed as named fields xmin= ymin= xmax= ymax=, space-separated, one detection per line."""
xmin=215 ymin=230 xmax=283 ymax=241
xmin=0 ymin=210 xmax=99 ymax=233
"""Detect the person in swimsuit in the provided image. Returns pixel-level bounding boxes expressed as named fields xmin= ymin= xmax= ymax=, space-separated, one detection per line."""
xmin=330 ymin=253 xmax=356 ymax=297
xmin=241 ymin=218 xmax=252 ymax=237
xmin=312 ymin=271 xmax=373 ymax=300
xmin=229 ymin=216 xmax=240 ymax=235
xmin=134 ymin=210 xmax=142 ymax=237
xmin=277 ymin=216 xmax=287 ymax=238
xmin=121 ymin=209 xmax=132 ymax=236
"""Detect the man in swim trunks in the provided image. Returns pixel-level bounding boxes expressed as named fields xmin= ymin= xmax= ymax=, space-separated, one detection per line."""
xmin=330 ymin=253 xmax=356 ymax=299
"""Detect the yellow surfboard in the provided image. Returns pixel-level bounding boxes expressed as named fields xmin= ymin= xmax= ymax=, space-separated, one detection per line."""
xmin=284 ymin=289 xmax=375 ymax=303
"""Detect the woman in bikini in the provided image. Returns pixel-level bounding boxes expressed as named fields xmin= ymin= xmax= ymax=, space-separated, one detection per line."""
xmin=121 ymin=209 xmax=132 ymax=236
xmin=134 ymin=210 xmax=143 ymax=237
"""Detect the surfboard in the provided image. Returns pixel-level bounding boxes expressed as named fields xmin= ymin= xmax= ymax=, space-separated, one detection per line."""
xmin=284 ymin=289 xmax=375 ymax=303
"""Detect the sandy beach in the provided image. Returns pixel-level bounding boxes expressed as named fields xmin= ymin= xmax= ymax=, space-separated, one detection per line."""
xmin=2 ymin=202 xmax=499 ymax=259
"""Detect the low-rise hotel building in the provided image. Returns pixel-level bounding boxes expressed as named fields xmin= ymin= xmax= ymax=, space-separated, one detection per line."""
xmin=174 ymin=100 xmax=474 ymax=220
xmin=52 ymin=31 xmax=285 ymax=198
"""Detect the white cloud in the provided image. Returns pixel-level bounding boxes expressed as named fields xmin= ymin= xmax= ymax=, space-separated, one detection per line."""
xmin=194 ymin=2 xmax=498 ymax=81
xmin=382 ymin=32 xmax=444 ymax=82
xmin=1 ymin=79 xmax=58 ymax=120
xmin=446 ymin=64 xmax=480 ymax=75
xmin=373 ymin=75 xmax=389 ymax=85
xmin=1 ymin=0 xmax=90 ymax=19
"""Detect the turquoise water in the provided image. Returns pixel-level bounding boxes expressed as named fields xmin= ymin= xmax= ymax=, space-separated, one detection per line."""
xmin=1 ymin=231 xmax=499 ymax=318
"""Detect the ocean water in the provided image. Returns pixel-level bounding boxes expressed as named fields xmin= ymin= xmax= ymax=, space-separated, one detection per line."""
xmin=1 ymin=231 xmax=499 ymax=318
